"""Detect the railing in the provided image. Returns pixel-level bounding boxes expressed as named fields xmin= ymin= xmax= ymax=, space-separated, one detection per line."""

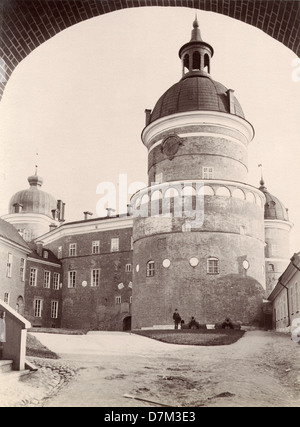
xmin=0 ymin=299 xmax=31 ymax=371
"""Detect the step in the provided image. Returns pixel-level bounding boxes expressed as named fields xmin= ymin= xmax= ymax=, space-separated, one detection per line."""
xmin=0 ymin=360 xmax=13 ymax=374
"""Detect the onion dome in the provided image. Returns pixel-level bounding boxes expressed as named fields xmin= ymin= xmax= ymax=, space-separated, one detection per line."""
xmin=8 ymin=171 xmax=57 ymax=218
xmin=148 ymin=17 xmax=245 ymax=124
xmin=259 ymin=179 xmax=289 ymax=221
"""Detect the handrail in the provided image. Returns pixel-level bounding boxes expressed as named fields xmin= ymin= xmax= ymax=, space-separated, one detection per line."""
xmin=0 ymin=298 xmax=31 ymax=371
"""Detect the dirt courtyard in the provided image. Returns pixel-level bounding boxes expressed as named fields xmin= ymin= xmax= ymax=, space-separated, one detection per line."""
xmin=19 ymin=329 xmax=299 ymax=408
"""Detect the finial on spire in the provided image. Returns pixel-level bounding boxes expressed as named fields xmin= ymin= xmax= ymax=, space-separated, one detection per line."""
xmin=35 ymin=152 xmax=39 ymax=176
xmin=258 ymin=164 xmax=265 ymax=188
xmin=191 ymin=13 xmax=202 ymax=41
xmin=193 ymin=13 xmax=199 ymax=28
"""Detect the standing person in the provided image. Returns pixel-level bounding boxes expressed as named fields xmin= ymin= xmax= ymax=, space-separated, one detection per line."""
xmin=172 ymin=309 xmax=181 ymax=330
xmin=0 ymin=311 xmax=6 ymax=359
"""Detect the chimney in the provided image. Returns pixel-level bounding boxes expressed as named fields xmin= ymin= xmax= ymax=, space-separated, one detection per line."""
xmin=106 ymin=207 xmax=116 ymax=218
xmin=227 ymin=89 xmax=235 ymax=114
xmin=83 ymin=211 xmax=93 ymax=220
xmin=51 ymin=209 xmax=57 ymax=220
xmin=36 ymin=241 xmax=43 ymax=257
xmin=49 ymin=223 xmax=57 ymax=232
xmin=145 ymin=109 xmax=152 ymax=126
xmin=127 ymin=204 xmax=133 ymax=216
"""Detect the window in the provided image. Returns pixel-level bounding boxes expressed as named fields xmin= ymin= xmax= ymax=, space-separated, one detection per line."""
xmin=3 ymin=293 xmax=9 ymax=304
xmin=69 ymin=243 xmax=76 ymax=256
xmin=51 ymin=300 xmax=59 ymax=319
xmin=30 ymin=268 xmax=37 ymax=286
xmin=291 ymin=286 xmax=294 ymax=313
xmin=207 ymin=258 xmax=220 ymax=274
xmin=115 ymin=296 xmax=121 ymax=304
xmin=295 ymin=282 xmax=299 ymax=312
xmin=68 ymin=271 xmax=76 ymax=288
xmin=43 ymin=250 xmax=48 ymax=259
xmin=43 ymin=271 xmax=51 ymax=288
xmin=34 ymin=299 xmax=43 ymax=317
xmin=268 ymin=264 xmax=275 ymax=272
xmin=192 ymin=51 xmax=200 ymax=70
xmin=125 ymin=264 xmax=132 ymax=273
xmin=92 ymin=240 xmax=100 ymax=254
xmin=6 ymin=253 xmax=12 ymax=278
xmin=53 ymin=273 xmax=60 ymax=290
xmin=202 ymin=167 xmax=214 ymax=179
xmin=20 ymin=258 xmax=25 ymax=281
xmin=58 ymin=246 xmax=62 ymax=259
xmin=91 ymin=269 xmax=100 ymax=287
xmin=111 ymin=238 xmax=119 ymax=252
xmin=146 ymin=261 xmax=155 ymax=277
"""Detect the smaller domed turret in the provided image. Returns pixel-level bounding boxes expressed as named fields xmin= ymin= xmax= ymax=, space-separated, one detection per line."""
xmin=8 ymin=171 xmax=57 ymax=218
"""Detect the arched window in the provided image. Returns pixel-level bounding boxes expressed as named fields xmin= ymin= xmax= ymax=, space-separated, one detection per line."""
xmin=183 ymin=54 xmax=189 ymax=72
xmin=207 ymin=257 xmax=220 ymax=274
xmin=204 ymin=53 xmax=210 ymax=72
xmin=146 ymin=261 xmax=155 ymax=277
xmin=192 ymin=51 xmax=200 ymax=70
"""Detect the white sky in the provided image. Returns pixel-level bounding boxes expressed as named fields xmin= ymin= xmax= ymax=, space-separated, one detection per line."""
xmin=0 ymin=6 xmax=299 ymax=254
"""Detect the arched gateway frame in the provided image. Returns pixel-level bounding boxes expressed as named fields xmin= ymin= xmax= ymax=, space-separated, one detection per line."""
xmin=0 ymin=0 xmax=299 ymax=100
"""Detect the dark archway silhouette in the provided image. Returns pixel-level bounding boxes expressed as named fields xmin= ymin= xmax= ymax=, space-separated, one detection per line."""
xmin=0 ymin=1 xmax=299 ymax=100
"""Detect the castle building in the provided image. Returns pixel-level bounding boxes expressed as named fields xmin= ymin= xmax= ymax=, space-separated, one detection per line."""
xmin=131 ymin=18 xmax=275 ymax=328
xmin=0 ymin=19 xmax=294 ymax=331
xmin=2 ymin=170 xmax=64 ymax=242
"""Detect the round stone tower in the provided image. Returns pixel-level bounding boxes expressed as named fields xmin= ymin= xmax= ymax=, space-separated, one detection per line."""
xmin=259 ymin=178 xmax=293 ymax=296
xmin=2 ymin=170 xmax=62 ymax=241
xmin=131 ymin=18 xmax=266 ymax=329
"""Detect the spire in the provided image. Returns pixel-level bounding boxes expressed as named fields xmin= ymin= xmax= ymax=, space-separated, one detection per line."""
xmin=258 ymin=164 xmax=266 ymax=190
xmin=191 ymin=14 xmax=202 ymax=41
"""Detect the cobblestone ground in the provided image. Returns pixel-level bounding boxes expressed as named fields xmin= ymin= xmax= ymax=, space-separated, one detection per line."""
xmin=0 ymin=357 xmax=80 ymax=407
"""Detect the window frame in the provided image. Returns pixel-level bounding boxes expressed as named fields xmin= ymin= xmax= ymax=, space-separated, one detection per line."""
xmin=51 ymin=300 xmax=59 ymax=319
xmin=43 ymin=270 xmax=51 ymax=288
xmin=53 ymin=272 xmax=60 ymax=290
xmin=20 ymin=258 xmax=25 ymax=281
xmin=91 ymin=268 xmax=100 ymax=287
xmin=68 ymin=270 xmax=76 ymax=288
xmin=207 ymin=257 xmax=220 ymax=275
xmin=69 ymin=243 xmax=77 ymax=257
xmin=202 ymin=166 xmax=214 ymax=180
xmin=111 ymin=238 xmax=119 ymax=252
xmin=30 ymin=267 xmax=37 ymax=287
xmin=6 ymin=253 xmax=12 ymax=278
xmin=34 ymin=298 xmax=43 ymax=318
xmin=146 ymin=260 xmax=155 ymax=277
xmin=92 ymin=240 xmax=100 ymax=254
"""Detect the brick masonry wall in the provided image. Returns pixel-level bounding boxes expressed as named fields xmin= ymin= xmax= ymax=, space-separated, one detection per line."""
xmin=132 ymin=195 xmax=266 ymax=328
xmin=1 ymin=1 xmax=299 ymax=100
xmin=147 ymin=123 xmax=249 ymax=185
xmin=44 ymin=226 xmax=133 ymax=330
xmin=24 ymin=259 xmax=62 ymax=328
xmin=0 ymin=244 xmax=26 ymax=311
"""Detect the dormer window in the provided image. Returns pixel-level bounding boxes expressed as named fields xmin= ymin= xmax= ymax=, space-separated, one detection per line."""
xmin=43 ymin=250 xmax=48 ymax=259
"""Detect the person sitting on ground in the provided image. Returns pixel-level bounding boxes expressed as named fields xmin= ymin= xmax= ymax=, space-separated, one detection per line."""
xmin=188 ymin=316 xmax=200 ymax=329
xmin=222 ymin=317 xmax=234 ymax=329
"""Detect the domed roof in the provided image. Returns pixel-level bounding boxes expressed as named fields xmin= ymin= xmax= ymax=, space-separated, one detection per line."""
xmin=149 ymin=73 xmax=245 ymax=124
xmin=259 ymin=180 xmax=289 ymax=221
xmin=9 ymin=173 xmax=57 ymax=218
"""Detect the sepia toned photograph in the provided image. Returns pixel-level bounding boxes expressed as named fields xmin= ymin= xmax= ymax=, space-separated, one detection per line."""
xmin=0 ymin=0 xmax=299 ymax=410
